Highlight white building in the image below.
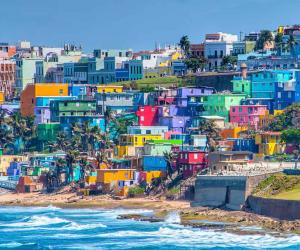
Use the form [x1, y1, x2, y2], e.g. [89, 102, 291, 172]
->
[204, 32, 238, 70]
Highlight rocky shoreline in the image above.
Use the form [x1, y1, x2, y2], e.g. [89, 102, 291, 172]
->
[117, 207, 300, 236]
[0, 192, 299, 235]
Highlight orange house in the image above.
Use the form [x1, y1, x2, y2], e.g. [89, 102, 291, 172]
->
[20, 83, 69, 117]
[0, 91, 4, 104]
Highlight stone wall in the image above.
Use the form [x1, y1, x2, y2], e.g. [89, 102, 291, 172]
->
[247, 196, 300, 220]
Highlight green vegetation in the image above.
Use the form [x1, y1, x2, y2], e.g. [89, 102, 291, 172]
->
[255, 30, 274, 51]
[117, 76, 197, 90]
[253, 173, 300, 200]
[266, 103, 300, 131]
[128, 186, 145, 197]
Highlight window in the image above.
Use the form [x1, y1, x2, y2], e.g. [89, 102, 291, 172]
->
[64, 102, 68, 107]
[59, 89, 63, 94]
[140, 116, 144, 121]
[185, 154, 188, 160]
[278, 92, 281, 98]
[194, 154, 198, 159]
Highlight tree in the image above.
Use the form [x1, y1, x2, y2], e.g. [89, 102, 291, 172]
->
[185, 57, 207, 73]
[274, 33, 284, 54]
[266, 103, 300, 131]
[66, 149, 80, 183]
[163, 151, 178, 179]
[286, 35, 298, 54]
[195, 120, 221, 152]
[221, 55, 237, 69]
[255, 30, 274, 51]
[179, 35, 190, 58]
[281, 128, 300, 168]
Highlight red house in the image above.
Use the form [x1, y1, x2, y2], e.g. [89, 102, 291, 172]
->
[136, 106, 158, 126]
[178, 151, 207, 178]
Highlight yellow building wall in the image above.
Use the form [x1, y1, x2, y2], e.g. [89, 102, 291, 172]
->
[35, 83, 68, 97]
[0, 91, 4, 104]
[97, 85, 123, 93]
[145, 171, 164, 183]
[0, 155, 27, 174]
[133, 135, 162, 146]
[97, 169, 135, 184]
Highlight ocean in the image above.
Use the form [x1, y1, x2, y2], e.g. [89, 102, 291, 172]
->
[0, 206, 300, 250]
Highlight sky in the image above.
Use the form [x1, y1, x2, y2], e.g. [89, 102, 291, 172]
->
[1, 0, 300, 53]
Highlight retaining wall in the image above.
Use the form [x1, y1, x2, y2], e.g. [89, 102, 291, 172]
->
[247, 195, 300, 220]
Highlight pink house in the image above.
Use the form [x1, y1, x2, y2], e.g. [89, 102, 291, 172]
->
[229, 105, 267, 129]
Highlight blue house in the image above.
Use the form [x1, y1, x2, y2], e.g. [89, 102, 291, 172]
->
[230, 138, 258, 153]
[143, 156, 167, 171]
[116, 60, 143, 82]
[88, 57, 116, 84]
[171, 60, 187, 76]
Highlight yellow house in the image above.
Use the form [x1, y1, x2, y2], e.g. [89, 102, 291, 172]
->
[97, 169, 135, 184]
[0, 91, 4, 104]
[258, 110, 284, 129]
[0, 155, 27, 175]
[255, 131, 284, 156]
[144, 171, 165, 183]
[119, 134, 162, 147]
[116, 145, 144, 158]
[97, 85, 123, 93]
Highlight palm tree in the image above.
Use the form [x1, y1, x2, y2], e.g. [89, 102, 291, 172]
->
[255, 30, 274, 51]
[96, 149, 110, 169]
[55, 158, 66, 186]
[179, 35, 190, 58]
[163, 151, 178, 179]
[195, 120, 221, 152]
[66, 149, 80, 183]
[286, 35, 298, 55]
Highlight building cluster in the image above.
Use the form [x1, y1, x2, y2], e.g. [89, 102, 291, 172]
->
[1, 24, 300, 195]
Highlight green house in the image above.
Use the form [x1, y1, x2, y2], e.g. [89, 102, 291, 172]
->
[203, 93, 246, 122]
[50, 100, 97, 122]
[232, 78, 251, 97]
[144, 140, 182, 156]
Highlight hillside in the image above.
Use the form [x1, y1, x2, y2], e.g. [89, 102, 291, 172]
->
[253, 173, 300, 200]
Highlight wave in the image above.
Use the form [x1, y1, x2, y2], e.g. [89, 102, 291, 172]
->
[63, 221, 107, 230]
[0, 242, 37, 248]
[164, 211, 181, 224]
[96, 226, 300, 248]
[6, 215, 69, 227]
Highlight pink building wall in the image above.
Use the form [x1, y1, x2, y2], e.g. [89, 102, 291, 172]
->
[229, 105, 267, 129]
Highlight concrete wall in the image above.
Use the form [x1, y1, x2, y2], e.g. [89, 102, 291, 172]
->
[247, 196, 300, 220]
[192, 176, 248, 210]
[192, 173, 277, 210]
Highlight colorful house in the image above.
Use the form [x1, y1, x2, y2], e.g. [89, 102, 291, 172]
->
[119, 134, 162, 147]
[229, 105, 268, 129]
[144, 140, 182, 156]
[203, 94, 246, 121]
[136, 106, 158, 126]
[232, 77, 251, 97]
[127, 126, 168, 136]
[20, 83, 69, 117]
[178, 151, 207, 178]
[50, 99, 97, 122]
[255, 131, 284, 156]
[0, 155, 27, 175]
[97, 85, 123, 93]
[143, 156, 167, 172]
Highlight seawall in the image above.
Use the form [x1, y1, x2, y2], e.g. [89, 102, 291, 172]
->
[247, 195, 300, 220]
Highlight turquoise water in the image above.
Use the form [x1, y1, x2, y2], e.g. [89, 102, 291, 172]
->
[0, 206, 300, 250]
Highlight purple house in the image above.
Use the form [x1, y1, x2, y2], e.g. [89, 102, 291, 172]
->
[158, 116, 191, 132]
[34, 107, 51, 124]
[157, 105, 187, 117]
[176, 87, 215, 107]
